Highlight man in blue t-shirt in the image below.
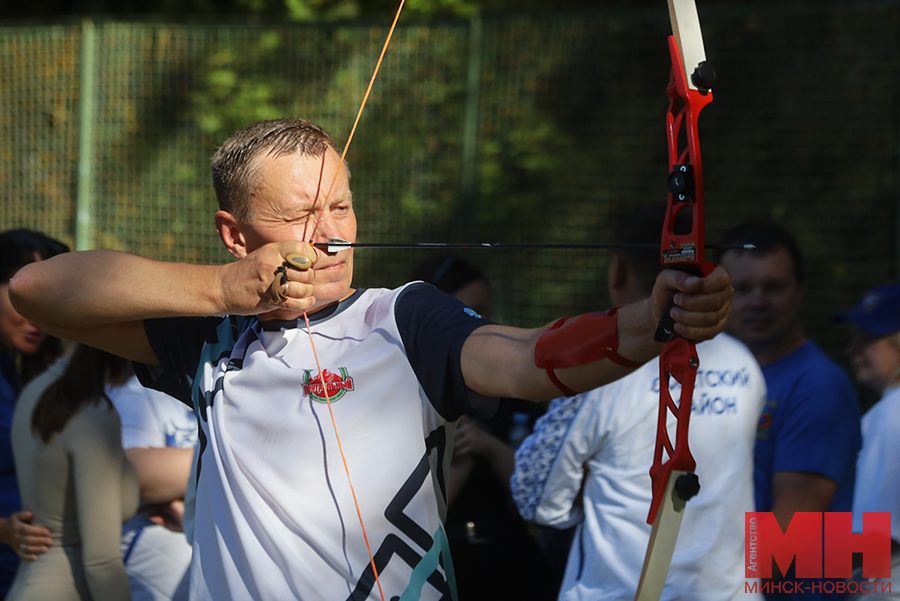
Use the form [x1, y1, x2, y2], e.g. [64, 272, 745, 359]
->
[718, 223, 861, 600]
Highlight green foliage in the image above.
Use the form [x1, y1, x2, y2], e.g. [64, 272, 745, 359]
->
[405, 0, 480, 17]
[284, 0, 362, 21]
[190, 43, 289, 139]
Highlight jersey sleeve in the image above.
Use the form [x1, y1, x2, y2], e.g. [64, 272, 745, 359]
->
[134, 315, 232, 407]
[395, 283, 495, 421]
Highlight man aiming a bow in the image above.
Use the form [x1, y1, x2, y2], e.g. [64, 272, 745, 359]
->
[9, 118, 733, 601]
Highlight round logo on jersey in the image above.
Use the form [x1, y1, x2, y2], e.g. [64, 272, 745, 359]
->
[302, 367, 355, 403]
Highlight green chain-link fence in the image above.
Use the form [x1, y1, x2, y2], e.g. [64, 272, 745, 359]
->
[1, 2, 899, 390]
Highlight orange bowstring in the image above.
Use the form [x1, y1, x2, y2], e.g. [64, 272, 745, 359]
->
[302, 312, 385, 601]
[300, 155, 385, 601]
[300, 3, 406, 600]
[308, 0, 406, 238]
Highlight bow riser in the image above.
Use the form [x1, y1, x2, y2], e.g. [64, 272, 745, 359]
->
[647, 337, 700, 522]
[661, 36, 714, 279]
[647, 35, 714, 527]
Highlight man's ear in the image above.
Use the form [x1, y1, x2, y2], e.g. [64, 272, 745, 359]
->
[215, 211, 249, 259]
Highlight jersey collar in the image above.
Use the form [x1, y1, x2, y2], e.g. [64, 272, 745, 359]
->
[258, 289, 367, 332]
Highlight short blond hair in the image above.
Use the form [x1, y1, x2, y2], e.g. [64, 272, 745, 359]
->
[211, 119, 341, 224]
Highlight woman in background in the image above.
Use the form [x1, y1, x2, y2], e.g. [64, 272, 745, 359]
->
[0, 229, 68, 596]
[7, 344, 139, 600]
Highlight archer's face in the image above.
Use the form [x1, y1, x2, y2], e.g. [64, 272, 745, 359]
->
[719, 248, 803, 353]
[240, 148, 356, 312]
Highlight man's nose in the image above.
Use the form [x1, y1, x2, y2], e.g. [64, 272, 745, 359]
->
[307, 211, 333, 240]
[742, 287, 765, 306]
[308, 212, 342, 247]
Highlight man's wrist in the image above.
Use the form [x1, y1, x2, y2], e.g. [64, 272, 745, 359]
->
[614, 300, 665, 365]
[208, 263, 235, 316]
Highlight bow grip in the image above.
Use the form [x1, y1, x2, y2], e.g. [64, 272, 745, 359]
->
[653, 264, 707, 343]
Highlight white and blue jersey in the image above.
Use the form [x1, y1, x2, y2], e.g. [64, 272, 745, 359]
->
[135, 284, 490, 601]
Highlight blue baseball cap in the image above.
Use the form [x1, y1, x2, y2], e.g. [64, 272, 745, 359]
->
[835, 284, 900, 337]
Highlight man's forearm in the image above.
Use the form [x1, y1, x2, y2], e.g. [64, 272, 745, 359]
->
[10, 250, 228, 364]
[10, 250, 225, 332]
[462, 301, 661, 402]
[126, 447, 194, 504]
[461, 267, 732, 402]
[11, 240, 321, 343]
[551, 300, 661, 394]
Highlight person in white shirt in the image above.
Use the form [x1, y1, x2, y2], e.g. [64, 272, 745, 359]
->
[107, 374, 198, 601]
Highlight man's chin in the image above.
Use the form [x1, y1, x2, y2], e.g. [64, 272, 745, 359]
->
[254, 284, 352, 322]
[311, 283, 354, 308]
[734, 320, 777, 340]
[736, 331, 786, 355]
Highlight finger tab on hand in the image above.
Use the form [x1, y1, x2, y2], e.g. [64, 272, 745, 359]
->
[285, 254, 311, 270]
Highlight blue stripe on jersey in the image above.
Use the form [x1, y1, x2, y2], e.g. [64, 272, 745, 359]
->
[191, 316, 254, 419]
[399, 526, 457, 601]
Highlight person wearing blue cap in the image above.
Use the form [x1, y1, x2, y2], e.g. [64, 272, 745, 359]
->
[838, 284, 900, 600]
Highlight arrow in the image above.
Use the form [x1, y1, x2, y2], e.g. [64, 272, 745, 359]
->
[312, 237, 752, 253]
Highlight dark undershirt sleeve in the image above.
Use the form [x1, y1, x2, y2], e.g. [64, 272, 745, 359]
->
[134, 315, 230, 407]
[395, 283, 497, 421]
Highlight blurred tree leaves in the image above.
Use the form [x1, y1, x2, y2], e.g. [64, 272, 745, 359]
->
[1, 2, 897, 373]
[1, 0, 844, 22]
[190, 35, 290, 138]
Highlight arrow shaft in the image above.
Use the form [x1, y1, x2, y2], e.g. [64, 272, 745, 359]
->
[314, 242, 752, 251]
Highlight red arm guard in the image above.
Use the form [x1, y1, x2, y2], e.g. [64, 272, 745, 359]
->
[534, 307, 644, 396]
